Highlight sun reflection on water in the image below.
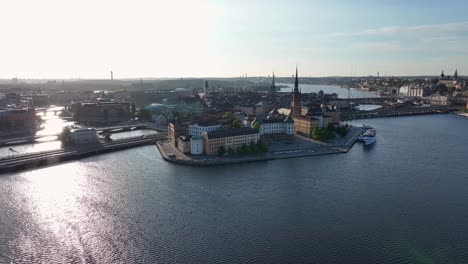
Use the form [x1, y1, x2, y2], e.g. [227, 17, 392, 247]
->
[23, 162, 88, 234]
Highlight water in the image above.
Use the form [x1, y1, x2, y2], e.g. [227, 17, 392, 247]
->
[0, 106, 157, 157]
[1, 114, 468, 263]
[279, 83, 378, 98]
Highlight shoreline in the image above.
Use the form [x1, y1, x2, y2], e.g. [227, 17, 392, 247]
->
[156, 127, 365, 166]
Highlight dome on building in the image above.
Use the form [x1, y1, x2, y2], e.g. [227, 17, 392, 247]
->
[153, 114, 168, 126]
[145, 103, 167, 113]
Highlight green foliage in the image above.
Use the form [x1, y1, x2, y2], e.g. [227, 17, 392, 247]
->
[232, 119, 240, 128]
[256, 140, 268, 152]
[217, 146, 226, 156]
[311, 127, 336, 141]
[252, 122, 260, 130]
[58, 126, 71, 145]
[223, 112, 235, 122]
[102, 132, 112, 142]
[227, 147, 235, 155]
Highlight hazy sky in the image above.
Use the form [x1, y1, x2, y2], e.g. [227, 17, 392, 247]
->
[1, 0, 467, 78]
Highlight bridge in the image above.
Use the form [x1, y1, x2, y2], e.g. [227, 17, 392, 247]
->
[0, 133, 168, 173]
[341, 106, 457, 120]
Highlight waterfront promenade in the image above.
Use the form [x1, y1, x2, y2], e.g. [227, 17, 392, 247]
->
[156, 127, 364, 166]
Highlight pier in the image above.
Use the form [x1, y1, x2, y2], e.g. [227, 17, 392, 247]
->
[0, 133, 168, 173]
[342, 106, 457, 120]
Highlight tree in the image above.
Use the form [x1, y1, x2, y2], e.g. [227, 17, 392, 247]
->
[217, 146, 226, 156]
[252, 122, 260, 130]
[256, 140, 268, 152]
[58, 126, 71, 145]
[223, 112, 235, 121]
[102, 132, 112, 142]
[227, 147, 235, 155]
[232, 119, 240, 128]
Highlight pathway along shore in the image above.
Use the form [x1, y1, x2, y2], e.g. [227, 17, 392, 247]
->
[156, 127, 365, 166]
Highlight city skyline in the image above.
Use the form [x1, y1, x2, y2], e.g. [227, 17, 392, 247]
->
[1, 0, 468, 79]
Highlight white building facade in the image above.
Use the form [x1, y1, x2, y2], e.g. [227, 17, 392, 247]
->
[69, 127, 98, 145]
[188, 122, 221, 136]
[251, 117, 294, 135]
[190, 135, 204, 155]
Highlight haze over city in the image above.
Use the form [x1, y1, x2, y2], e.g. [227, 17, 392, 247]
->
[1, 0, 467, 79]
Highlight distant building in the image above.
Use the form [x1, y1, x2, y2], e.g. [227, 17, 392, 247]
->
[0, 107, 37, 136]
[177, 136, 191, 153]
[188, 121, 221, 136]
[407, 86, 429, 97]
[270, 72, 276, 95]
[168, 123, 188, 146]
[71, 99, 131, 124]
[69, 126, 98, 145]
[190, 135, 204, 155]
[428, 94, 451, 105]
[251, 116, 294, 136]
[202, 127, 260, 155]
[290, 67, 302, 117]
[293, 116, 323, 137]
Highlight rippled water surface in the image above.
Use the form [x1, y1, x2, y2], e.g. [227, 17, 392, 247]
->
[1, 114, 468, 263]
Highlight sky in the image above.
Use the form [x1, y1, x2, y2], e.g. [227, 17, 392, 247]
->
[1, 0, 467, 79]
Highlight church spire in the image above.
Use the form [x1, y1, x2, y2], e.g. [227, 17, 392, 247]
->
[294, 66, 299, 93]
[454, 69, 458, 78]
[272, 72, 275, 87]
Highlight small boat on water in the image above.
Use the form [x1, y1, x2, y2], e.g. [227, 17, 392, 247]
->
[358, 126, 376, 145]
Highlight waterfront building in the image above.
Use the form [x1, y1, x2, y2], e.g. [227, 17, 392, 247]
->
[177, 136, 191, 154]
[310, 113, 332, 128]
[293, 116, 321, 137]
[407, 86, 429, 97]
[168, 123, 188, 146]
[188, 121, 221, 136]
[190, 135, 204, 155]
[251, 116, 294, 136]
[202, 127, 260, 155]
[428, 94, 452, 105]
[71, 99, 131, 124]
[290, 67, 302, 117]
[69, 126, 98, 145]
[0, 107, 37, 137]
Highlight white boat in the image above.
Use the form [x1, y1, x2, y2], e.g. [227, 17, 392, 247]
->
[358, 128, 376, 145]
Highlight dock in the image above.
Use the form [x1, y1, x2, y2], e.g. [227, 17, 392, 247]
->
[342, 105, 457, 120]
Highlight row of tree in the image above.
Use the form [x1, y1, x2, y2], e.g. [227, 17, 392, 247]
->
[218, 141, 268, 156]
[311, 124, 348, 141]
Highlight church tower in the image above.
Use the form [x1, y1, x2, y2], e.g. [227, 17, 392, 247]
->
[204, 80, 209, 94]
[454, 69, 459, 79]
[270, 72, 276, 94]
[291, 67, 302, 117]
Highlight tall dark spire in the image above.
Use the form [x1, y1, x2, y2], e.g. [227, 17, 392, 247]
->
[454, 69, 458, 78]
[272, 72, 275, 87]
[294, 66, 299, 93]
[270, 72, 276, 94]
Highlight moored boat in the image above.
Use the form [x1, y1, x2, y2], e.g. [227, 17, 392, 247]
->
[358, 128, 376, 145]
